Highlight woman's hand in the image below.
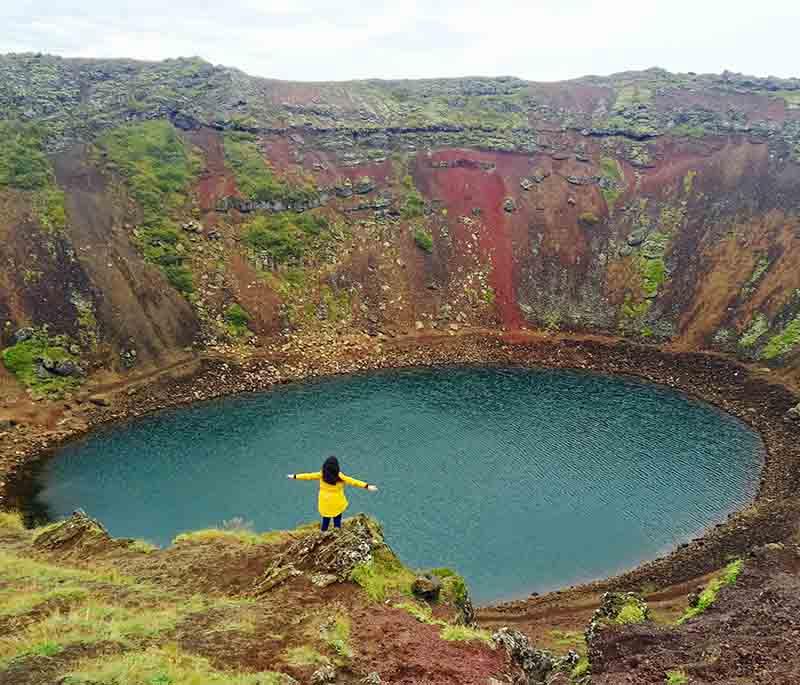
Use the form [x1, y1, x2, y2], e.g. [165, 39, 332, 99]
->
[287, 474, 294, 479]
[367, 484, 378, 492]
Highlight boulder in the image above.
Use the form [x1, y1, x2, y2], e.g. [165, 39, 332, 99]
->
[32, 510, 115, 555]
[784, 402, 800, 422]
[493, 628, 579, 684]
[503, 197, 516, 212]
[253, 514, 387, 595]
[520, 178, 533, 191]
[88, 394, 111, 407]
[412, 573, 442, 601]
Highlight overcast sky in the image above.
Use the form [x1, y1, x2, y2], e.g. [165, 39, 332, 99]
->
[3, 1, 799, 82]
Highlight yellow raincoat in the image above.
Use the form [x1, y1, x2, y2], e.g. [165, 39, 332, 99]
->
[293, 472, 369, 517]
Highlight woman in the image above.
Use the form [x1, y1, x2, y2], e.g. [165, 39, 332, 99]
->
[288, 456, 378, 531]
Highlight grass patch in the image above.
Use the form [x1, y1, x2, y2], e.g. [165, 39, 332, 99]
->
[679, 559, 743, 624]
[350, 547, 416, 602]
[33, 186, 67, 232]
[440, 624, 494, 646]
[396, 600, 493, 646]
[224, 132, 314, 204]
[762, 316, 800, 359]
[1, 330, 82, 398]
[173, 521, 317, 547]
[414, 227, 433, 253]
[666, 669, 689, 684]
[0, 587, 88, 616]
[572, 656, 590, 679]
[64, 644, 293, 685]
[0, 511, 25, 531]
[546, 629, 585, 653]
[578, 211, 600, 226]
[129, 539, 159, 554]
[0, 549, 134, 588]
[283, 645, 329, 667]
[0, 121, 52, 190]
[0, 601, 180, 668]
[400, 175, 426, 219]
[243, 212, 329, 266]
[321, 615, 352, 660]
[98, 120, 199, 227]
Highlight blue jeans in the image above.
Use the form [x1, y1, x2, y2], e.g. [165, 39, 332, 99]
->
[321, 514, 342, 531]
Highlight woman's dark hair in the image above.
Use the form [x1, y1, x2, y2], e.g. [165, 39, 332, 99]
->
[322, 456, 341, 485]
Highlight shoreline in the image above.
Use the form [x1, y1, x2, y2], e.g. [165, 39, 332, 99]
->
[2, 330, 800, 613]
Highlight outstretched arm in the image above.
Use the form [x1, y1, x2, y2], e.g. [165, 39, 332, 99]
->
[287, 472, 322, 481]
[341, 474, 379, 491]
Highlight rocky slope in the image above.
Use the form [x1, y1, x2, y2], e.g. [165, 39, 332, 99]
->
[1, 54, 800, 397]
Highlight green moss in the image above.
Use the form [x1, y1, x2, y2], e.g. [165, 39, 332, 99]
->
[666, 670, 689, 684]
[224, 132, 314, 203]
[135, 223, 194, 295]
[1, 331, 82, 398]
[98, 120, 198, 227]
[599, 157, 624, 212]
[621, 297, 651, 320]
[244, 212, 329, 265]
[224, 303, 252, 338]
[616, 603, 646, 625]
[578, 211, 600, 226]
[673, 123, 707, 138]
[679, 559, 743, 624]
[350, 547, 415, 602]
[429, 568, 468, 605]
[683, 170, 697, 194]
[738, 313, 769, 348]
[762, 316, 800, 359]
[639, 256, 667, 298]
[414, 227, 433, 253]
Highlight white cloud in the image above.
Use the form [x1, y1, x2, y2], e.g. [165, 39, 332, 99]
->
[1, 0, 798, 81]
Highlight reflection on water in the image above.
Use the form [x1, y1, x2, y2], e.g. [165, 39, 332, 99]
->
[37, 366, 763, 604]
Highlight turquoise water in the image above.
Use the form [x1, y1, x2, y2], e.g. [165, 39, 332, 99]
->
[36, 366, 763, 604]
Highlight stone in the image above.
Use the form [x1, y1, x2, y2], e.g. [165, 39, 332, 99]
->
[52, 360, 84, 377]
[361, 673, 382, 685]
[311, 665, 336, 684]
[415, 321, 424, 330]
[354, 176, 376, 194]
[503, 197, 516, 212]
[492, 628, 577, 684]
[627, 228, 648, 246]
[784, 402, 800, 422]
[567, 197, 576, 205]
[412, 574, 442, 601]
[88, 394, 111, 407]
[13, 328, 35, 343]
[520, 177, 533, 191]
[0, 418, 16, 431]
[310, 573, 339, 588]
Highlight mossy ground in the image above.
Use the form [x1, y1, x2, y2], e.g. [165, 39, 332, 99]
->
[1, 331, 82, 398]
[678, 559, 743, 624]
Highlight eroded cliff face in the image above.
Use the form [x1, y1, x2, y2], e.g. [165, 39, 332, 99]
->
[1, 53, 800, 390]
